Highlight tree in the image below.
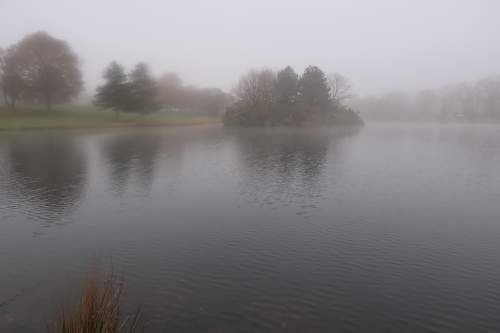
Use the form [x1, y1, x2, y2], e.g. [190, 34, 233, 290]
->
[158, 72, 185, 111]
[201, 88, 232, 115]
[0, 45, 25, 110]
[16, 31, 84, 110]
[93, 61, 129, 118]
[183, 85, 202, 112]
[326, 72, 354, 106]
[478, 75, 500, 116]
[298, 66, 330, 106]
[276, 66, 298, 104]
[19, 89, 40, 105]
[232, 67, 276, 107]
[224, 65, 363, 127]
[127, 62, 161, 119]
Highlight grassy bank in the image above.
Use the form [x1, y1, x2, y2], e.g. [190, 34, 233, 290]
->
[0, 105, 221, 131]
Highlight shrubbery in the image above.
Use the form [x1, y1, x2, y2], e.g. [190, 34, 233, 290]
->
[222, 102, 363, 127]
[223, 65, 364, 127]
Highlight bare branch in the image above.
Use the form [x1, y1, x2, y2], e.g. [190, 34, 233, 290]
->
[231, 67, 276, 108]
[326, 72, 354, 105]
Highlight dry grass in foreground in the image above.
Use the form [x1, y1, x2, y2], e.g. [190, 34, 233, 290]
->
[46, 260, 148, 333]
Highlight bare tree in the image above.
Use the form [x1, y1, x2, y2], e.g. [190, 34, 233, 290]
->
[326, 72, 354, 105]
[231, 67, 276, 107]
[478, 75, 500, 116]
[16, 31, 84, 110]
[0, 45, 25, 110]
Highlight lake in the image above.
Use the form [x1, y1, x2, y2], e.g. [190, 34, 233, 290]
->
[0, 123, 499, 333]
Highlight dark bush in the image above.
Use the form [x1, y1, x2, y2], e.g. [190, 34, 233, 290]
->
[222, 102, 363, 127]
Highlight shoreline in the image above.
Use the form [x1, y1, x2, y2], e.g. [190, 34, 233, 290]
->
[0, 119, 221, 132]
[0, 105, 222, 132]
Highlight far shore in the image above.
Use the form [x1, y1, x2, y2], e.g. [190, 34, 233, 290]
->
[0, 105, 221, 131]
[361, 117, 500, 124]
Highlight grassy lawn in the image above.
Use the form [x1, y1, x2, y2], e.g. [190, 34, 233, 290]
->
[0, 104, 221, 131]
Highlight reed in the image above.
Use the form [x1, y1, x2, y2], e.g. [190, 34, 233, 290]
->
[46, 260, 148, 333]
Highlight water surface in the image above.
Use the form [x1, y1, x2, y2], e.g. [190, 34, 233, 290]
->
[0, 123, 499, 332]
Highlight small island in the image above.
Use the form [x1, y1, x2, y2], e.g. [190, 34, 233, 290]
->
[222, 65, 364, 127]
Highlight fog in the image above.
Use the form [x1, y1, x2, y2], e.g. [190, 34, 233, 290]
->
[2, 3, 500, 331]
[1, 0, 499, 101]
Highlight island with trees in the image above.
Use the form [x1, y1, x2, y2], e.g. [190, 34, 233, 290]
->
[223, 65, 364, 127]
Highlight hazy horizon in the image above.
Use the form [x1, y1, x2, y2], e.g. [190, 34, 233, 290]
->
[1, 0, 499, 100]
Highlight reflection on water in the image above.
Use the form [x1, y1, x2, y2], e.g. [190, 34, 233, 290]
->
[101, 131, 163, 196]
[234, 128, 359, 214]
[2, 134, 87, 223]
[1, 124, 500, 333]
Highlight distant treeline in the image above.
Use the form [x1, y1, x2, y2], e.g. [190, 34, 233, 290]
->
[0, 31, 233, 117]
[93, 63, 234, 118]
[2, 31, 363, 125]
[351, 75, 500, 122]
[222, 66, 363, 127]
[157, 72, 233, 115]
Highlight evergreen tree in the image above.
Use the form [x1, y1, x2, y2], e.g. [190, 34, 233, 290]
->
[93, 61, 129, 118]
[298, 65, 330, 106]
[127, 62, 161, 119]
[276, 66, 298, 104]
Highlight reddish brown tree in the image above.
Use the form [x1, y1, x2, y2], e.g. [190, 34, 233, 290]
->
[0, 45, 25, 110]
[17, 31, 84, 110]
[158, 72, 185, 111]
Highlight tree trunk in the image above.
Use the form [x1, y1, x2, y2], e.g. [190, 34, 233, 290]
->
[45, 92, 52, 111]
[3, 90, 13, 111]
[11, 96, 15, 110]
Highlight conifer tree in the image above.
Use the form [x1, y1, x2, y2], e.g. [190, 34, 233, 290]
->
[127, 62, 161, 119]
[93, 61, 129, 118]
[298, 65, 330, 106]
[276, 66, 298, 104]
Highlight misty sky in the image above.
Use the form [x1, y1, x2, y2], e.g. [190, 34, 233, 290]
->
[1, 0, 499, 99]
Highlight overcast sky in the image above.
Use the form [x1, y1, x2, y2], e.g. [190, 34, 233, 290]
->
[1, 0, 499, 99]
